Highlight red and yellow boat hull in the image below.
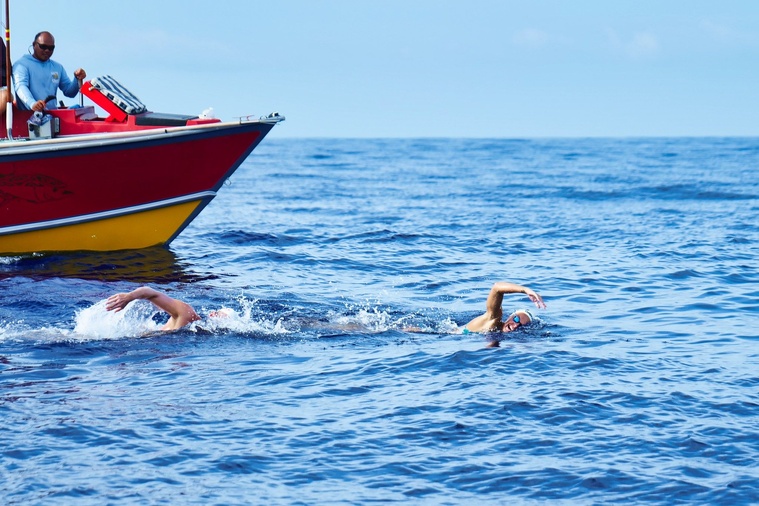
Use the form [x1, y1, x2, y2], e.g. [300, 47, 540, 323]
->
[0, 118, 278, 254]
[0, 196, 208, 253]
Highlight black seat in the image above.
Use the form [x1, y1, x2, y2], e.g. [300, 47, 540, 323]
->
[134, 112, 198, 126]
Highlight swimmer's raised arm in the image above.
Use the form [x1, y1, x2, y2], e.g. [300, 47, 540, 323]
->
[106, 286, 164, 313]
[106, 286, 200, 330]
[462, 281, 546, 334]
[485, 282, 546, 316]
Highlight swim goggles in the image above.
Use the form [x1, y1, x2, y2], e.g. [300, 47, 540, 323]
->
[509, 315, 523, 330]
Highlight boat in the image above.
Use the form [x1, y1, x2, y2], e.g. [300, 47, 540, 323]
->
[0, 12, 283, 255]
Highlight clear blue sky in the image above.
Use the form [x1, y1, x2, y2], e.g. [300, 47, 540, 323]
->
[8, 1, 759, 137]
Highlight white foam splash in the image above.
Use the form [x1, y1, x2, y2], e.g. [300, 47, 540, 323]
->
[324, 303, 458, 334]
[192, 293, 292, 335]
[0, 255, 22, 265]
[0, 293, 459, 344]
[73, 299, 161, 340]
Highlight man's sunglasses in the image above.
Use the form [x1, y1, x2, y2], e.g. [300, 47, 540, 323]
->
[36, 43, 55, 51]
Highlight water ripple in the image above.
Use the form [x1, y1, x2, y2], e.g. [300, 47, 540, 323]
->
[2, 138, 759, 504]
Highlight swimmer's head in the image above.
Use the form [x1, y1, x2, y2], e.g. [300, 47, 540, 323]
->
[208, 308, 234, 319]
[502, 309, 534, 332]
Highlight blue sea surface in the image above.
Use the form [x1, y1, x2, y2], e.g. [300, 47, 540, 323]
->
[1, 137, 758, 505]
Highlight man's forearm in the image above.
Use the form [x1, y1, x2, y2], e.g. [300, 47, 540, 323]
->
[15, 84, 36, 110]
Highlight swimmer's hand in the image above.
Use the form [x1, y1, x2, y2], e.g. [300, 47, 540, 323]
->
[105, 292, 134, 312]
[524, 287, 547, 309]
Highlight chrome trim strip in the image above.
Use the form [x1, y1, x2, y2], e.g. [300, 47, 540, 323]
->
[0, 191, 217, 235]
[0, 119, 270, 156]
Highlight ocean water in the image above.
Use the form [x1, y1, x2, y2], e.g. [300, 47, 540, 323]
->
[1, 137, 757, 505]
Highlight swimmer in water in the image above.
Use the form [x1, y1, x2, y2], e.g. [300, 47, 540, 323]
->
[105, 286, 201, 330]
[461, 281, 546, 335]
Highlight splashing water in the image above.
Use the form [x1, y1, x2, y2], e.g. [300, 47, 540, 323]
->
[73, 299, 161, 340]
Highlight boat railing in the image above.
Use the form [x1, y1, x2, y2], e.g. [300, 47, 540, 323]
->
[243, 112, 285, 125]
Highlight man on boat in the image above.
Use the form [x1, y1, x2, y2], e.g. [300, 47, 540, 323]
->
[13, 31, 86, 111]
[461, 281, 546, 334]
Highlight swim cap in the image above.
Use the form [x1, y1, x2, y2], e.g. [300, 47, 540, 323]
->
[209, 308, 233, 318]
[517, 308, 535, 324]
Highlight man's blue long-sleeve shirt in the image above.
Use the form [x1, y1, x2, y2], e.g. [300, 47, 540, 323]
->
[13, 54, 79, 110]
